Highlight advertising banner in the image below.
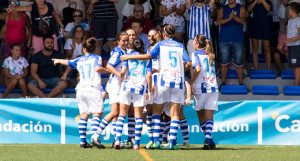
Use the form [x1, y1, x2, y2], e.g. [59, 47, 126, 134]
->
[0, 99, 299, 145]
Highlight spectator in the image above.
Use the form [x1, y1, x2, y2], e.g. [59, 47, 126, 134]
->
[0, 0, 32, 58]
[161, 0, 186, 41]
[64, 9, 90, 40]
[27, 36, 68, 98]
[286, 2, 300, 86]
[186, 0, 217, 79]
[6, 0, 65, 54]
[153, 0, 163, 26]
[52, 0, 85, 20]
[217, 0, 247, 86]
[87, 0, 119, 55]
[123, 4, 154, 34]
[247, 0, 272, 70]
[64, 25, 85, 59]
[274, 22, 288, 72]
[122, 0, 152, 20]
[131, 19, 150, 50]
[2, 44, 29, 98]
[125, 28, 137, 53]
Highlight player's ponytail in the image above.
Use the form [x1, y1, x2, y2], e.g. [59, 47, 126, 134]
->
[132, 38, 145, 54]
[83, 37, 96, 54]
[195, 34, 215, 67]
[205, 40, 215, 67]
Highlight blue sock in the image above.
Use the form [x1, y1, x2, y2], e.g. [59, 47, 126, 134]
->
[180, 119, 189, 144]
[115, 116, 125, 142]
[96, 119, 108, 136]
[91, 116, 101, 134]
[127, 115, 135, 142]
[169, 120, 179, 145]
[134, 118, 143, 146]
[163, 120, 170, 142]
[200, 122, 206, 137]
[159, 120, 166, 144]
[152, 115, 161, 143]
[205, 120, 214, 144]
[146, 113, 153, 142]
[78, 118, 87, 144]
[112, 121, 116, 138]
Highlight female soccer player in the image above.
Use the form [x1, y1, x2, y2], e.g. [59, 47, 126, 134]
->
[114, 38, 152, 150]
[91, 31, 129, 149]
[121, 24, 191, 150]
[191, 34, 218, 150]
[52, 37, 109, 148]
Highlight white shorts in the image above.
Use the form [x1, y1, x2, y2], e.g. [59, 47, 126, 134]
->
[76, 88, 104, 114]
[120, 91, 145, 107]
[187, 39, 195, 59]
[154, 86, 185, 104]
[194, 92, 219, 111]
[162, 102, 170, 117]
[107, 82, 121, 104]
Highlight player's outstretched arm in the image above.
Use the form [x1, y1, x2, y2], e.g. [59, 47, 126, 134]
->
[95, 66, 111, 74]
[120, 53, 152, 61]
[52, 59, 69, 66]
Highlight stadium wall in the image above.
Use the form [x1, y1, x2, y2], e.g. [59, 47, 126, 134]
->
[0, 99, 299, 145]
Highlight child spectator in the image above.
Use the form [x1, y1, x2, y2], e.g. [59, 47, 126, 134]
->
[274, 21, 288, 72]
[2, 44, 29, 98]
[286, 2, 300, 86]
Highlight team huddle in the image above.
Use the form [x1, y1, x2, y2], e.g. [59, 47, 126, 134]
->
[53, 24, 219, 150]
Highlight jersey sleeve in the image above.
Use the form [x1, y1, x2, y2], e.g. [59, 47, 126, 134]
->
[192, 53, 201, 69]
[94, 55, 102, 67]
[68, 57, 80, 69]
[2, 58, 9, 68]
[149, 42, 160, 58]
[107, 51, 121, 67]
[122, 60, 129, 68]
[147, 59, 152, 73]
[182, 46, 191, 63]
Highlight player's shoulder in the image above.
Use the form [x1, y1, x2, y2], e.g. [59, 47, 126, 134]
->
[111, 46, 125, 55]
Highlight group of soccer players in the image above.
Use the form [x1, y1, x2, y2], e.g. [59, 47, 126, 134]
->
[53, 24, 219, 150]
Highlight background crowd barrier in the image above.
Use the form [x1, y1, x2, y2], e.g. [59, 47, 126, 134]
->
[0, 99, 299, 145]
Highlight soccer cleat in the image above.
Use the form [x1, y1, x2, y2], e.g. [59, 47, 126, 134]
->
[159, 143, 169, 150]
[91, 135, 106, 149]
[112, 140, 115, 148]
[134, 145, 140, 150]
[80, 142, 92, 148]
[114, 140, 121, 149]
[169, 143, 179, 150]
[123, 141, 134, 149]
[203, 140, 211, 150]
[210, 141, 216, 150]
[151, 141, 161, 149]
[180, 142, 190, 150]
[145, 141, 154, 149]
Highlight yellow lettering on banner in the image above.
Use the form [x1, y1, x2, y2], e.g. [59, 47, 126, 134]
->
[139, 148, 153, 161]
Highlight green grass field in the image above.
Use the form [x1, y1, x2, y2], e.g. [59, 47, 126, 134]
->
[0, 144, 299, 161]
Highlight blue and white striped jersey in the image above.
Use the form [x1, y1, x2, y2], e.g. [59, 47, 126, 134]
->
[122, 51, 152, 95]
[68, 53, 102, 91]
[107, 46, 127, 84]
[188, 4, 211, 40]
[192, 49, 218, 94]
[150, 39, 190, 89]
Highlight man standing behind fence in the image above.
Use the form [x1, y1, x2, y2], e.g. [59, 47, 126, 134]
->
[216, 0, 247, 86]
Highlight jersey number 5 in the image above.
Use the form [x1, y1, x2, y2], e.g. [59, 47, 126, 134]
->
[169, 51, 177, 67]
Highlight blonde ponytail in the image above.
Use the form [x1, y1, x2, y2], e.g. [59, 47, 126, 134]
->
[205, 40, 215, 67]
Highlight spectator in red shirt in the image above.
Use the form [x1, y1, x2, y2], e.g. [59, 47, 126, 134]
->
[122, 4, 154, 34]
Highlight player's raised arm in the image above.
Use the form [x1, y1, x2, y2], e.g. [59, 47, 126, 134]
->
[120, 53, 152, 61]
[52, 59, 69, 66]
[95, 66, 110, 74]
